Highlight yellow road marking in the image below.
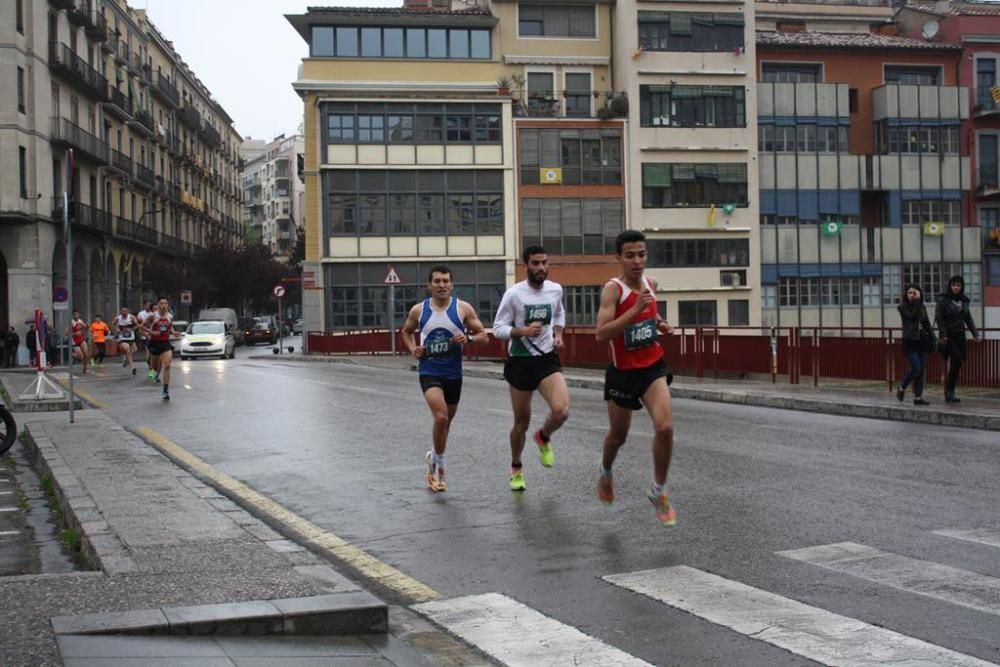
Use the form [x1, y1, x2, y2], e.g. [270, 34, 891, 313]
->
[56, 379, 109, 409]
[134, 425, 440, 603]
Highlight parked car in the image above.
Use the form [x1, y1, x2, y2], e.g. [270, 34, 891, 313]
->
[198, 308, 242, 345]
[179, 321, 235, 360]
[244, 316, 277, 346]
[170, 320, 189, 354]
[291, 318, 304, 335]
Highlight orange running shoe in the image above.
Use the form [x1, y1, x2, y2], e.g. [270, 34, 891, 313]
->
[597, 467, 614, 505]
[647, 487, 677, 526]
[424, 451, 446, 492]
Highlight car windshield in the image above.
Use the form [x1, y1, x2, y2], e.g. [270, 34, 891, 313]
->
[190, 322, 224, 335]
[173, 322, 188, 333]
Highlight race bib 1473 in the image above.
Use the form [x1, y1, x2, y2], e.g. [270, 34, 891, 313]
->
[426, 338, 454, 358]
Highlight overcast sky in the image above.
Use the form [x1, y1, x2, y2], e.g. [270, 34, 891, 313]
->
[138, 0, 396, 143]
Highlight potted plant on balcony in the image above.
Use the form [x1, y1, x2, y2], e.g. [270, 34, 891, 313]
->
[496, 76, 512, 96]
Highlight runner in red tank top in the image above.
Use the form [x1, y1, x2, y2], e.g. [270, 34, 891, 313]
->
[69, 309, 90, 375]
[139, 297, 177, 401]
[594, 230, 678, 526]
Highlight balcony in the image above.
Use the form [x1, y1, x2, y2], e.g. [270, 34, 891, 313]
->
[131, 109, 155, 137]
[48, 42, 107, 101]
[109, 147, 133, 177]
[512, 90, 627, 119]
[165, 130, 180, 156]
[114, 217, 158, 246]
[50, 117, 110, 165]
[133, 54, 149, 81]
[105, 85, 133, 119]
[161, 233, 190, 257]
[102, 28, 117, 54]
[199, 122, 222, 149]
[153, 73, 180, 108]
[873, 84, 969, 122]
[85, 9, 107, 41]
[116, 41, 129, 65]
[977, 163, 1000, 199]
[180, 191, 205, 213]
[126, 51, 142, 77]
[756, 0, 893, 4]
[974, 88, 1000, 118]
[66, 0, 90, 26]
[178, 104, 202, 132]
[134, 163, 155, 190]
[52, 199, 112, 235]
[49, 0, 73, 9]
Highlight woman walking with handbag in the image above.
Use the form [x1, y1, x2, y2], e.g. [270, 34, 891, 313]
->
[897, 284, 934, 405]
[935, 275, 981, 403]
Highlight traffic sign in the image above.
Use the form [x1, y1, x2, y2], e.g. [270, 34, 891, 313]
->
[273, 285, 286, 298]
[53, 286, 68, 303]
[383, 266, 402, 285]
[180, 290, 192, 305]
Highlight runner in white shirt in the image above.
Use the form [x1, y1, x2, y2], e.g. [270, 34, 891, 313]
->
[113, 306, 139, 374]
[492, 245, 570, 491]
[136, 301, 155, 379]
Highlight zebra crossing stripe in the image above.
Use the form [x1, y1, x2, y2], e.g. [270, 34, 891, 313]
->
[934, 528, 1000, 550]
[604, 566, 995, 667]
[414, 592, 652, 667]
[778, 542, 1000, 617]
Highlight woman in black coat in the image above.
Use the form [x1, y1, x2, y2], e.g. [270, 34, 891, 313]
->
[935, 275, 981, 403]
[896, 284, 934, 405]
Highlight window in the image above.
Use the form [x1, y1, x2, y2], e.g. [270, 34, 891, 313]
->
[325, 170, 502, 237]
[678, 300, 718, 326]
[527, 72, 555, 115]
[641, 163, 748, 208]
[18, 146, 27, 198]
[796, 125, 816, 152]
[565, 73, 592, 118]
[757, 125, 798, 153]
[638, 12, 744, 52]
[640, 85, 746, 128]
[564, 286, 602, 325]
[336, 27, 358, 56]
[816, 126, 848, 153]
[980, 134, 998, 188]
[897, 262, 981, 303]
[901, 200, 960, 226]
[312, 25, 490, 60]
[721, 269, 747, 286]
[519, 128, 622, 185]
[521, 199, 623, 255]
[519, 5, 596, 38]
[17, 67, 26, 113]
[646, 239, 750, 268]
[988, 255, 1000, 287]
[728, 300, 749, 326]
[848, 88, 859, 113]
[406, 28, 426, 58]
[977, 58, 997, 108]
[762, 285, 777, 309]
[16, 0, 23, 33]
[312, 27, 334, 56]
[880, 124, 960, 155]
[760, 63, 821, 83]
[884, 65, 940, 86]
[384, 28, 404, 57]
[361, 28, 382, 57]
[325, 103, 501, 145]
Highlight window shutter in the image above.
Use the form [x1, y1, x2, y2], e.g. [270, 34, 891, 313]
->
[643, 163, 671, 187]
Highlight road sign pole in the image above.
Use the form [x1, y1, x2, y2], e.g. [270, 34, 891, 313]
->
[388, 285, 396, 355]
[64, 156, 75, 424]
[278, 297, 283, 354]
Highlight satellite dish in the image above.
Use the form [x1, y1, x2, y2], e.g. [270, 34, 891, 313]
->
[922, 20, 940, 39]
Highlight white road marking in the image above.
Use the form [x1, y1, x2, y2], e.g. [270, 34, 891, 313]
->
[414, 592, 652, 667]
[604, 565, 995, 667]
[0, 530, 19, 536]
[778, 542, 1000, 617]
[0, 508, 19, 513]
[934, 527, 1000, 550]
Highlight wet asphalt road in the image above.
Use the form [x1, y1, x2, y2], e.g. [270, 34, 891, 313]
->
[68, 343, 1000, 665]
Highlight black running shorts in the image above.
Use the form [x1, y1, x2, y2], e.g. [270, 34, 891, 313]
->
[604, 359, 668, 411]
[147, 340, 173, 357]
[503, 351, 563, 392]
[419, 374, 463, 405]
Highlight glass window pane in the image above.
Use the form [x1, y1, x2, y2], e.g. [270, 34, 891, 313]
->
[336, 27, 358, 57]
[471, 30, 490, 59]
[312, 27, 334, 56]
[428, 29, 447, 58]
[450, 29, 469, 58]
[361, 28, 381, 57]
[384, 28, 404, 57]
[406, 28, 426, 58]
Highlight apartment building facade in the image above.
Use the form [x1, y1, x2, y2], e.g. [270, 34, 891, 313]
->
[897, 0, 1000, 328]
[754, 0, 982, 331]
[241, 134, 305, 259]
[0, 0, 242, 336]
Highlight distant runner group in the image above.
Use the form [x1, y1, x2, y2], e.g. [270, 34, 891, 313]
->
[402, 230, 678, 526]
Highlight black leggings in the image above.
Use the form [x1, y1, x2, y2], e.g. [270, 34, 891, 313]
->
[95, 342, 106, 363]
[945, 357, 964, 396]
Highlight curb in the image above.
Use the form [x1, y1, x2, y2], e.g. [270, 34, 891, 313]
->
[0, 374, 83, 412]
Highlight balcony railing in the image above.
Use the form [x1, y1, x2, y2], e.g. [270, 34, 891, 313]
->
[50, 0, 73, 10]
[134, 163, 155, 189]
[199, 122, 222, 148]
[66, 0, 90, 26]
[50, 117, 110, 165]
[105, 85, 133, 118]
[85, 8, 107, 41]
[756, 0, 894, 5]
[116, 41, 129, 65]
[52, 198, 112, 235]
[102, 30, 117, 54]
[178, 104, 202, 131]
[161, 233, 189, 257]
[114, 217, 158, 246]
[512, 90, 628, 119]
[153, 72, 180, 108]
[48, 42, 107, 100]
[974, 87, 1000, 117]
[109, 147, 132, 177]
[132, 109, 155, 136]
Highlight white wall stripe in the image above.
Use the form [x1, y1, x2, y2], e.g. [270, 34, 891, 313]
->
[414, 592, 653, 667]
[934, 528, 1000, 550]
[604, 566, 995, 667]
[778, 542, 1000, 617]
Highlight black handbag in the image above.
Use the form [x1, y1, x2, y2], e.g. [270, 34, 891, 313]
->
[919, 326, 936, 353]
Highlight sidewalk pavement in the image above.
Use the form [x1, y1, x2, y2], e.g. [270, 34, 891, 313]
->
[257, 353, 1000, 432]
[0, 372, 486, 667]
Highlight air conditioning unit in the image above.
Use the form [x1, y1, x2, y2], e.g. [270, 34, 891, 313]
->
[721, 271, 742, 287]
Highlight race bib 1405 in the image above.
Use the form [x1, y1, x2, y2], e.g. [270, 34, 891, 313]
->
[624, 319, 657, 350]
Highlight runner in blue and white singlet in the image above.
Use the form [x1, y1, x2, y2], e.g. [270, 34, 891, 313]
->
[114, 307, 139, 374]
[402, 265, 489, 493]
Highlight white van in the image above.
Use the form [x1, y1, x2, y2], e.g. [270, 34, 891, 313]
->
[197, 308, 242, 345]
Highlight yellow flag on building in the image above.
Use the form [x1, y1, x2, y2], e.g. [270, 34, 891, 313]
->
[708, 204, 717, 227]
[923, 222, 945, 237]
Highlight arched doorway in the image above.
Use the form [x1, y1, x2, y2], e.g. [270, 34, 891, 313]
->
[119, 254, 131, 309]
[105, 252, 117, 315]
[89, 248, 104, 318]
[71, 244, 88, 317]
[52, 243, 68, 363]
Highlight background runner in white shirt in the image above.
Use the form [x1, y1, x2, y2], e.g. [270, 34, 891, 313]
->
[493, 245, 570, 491]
